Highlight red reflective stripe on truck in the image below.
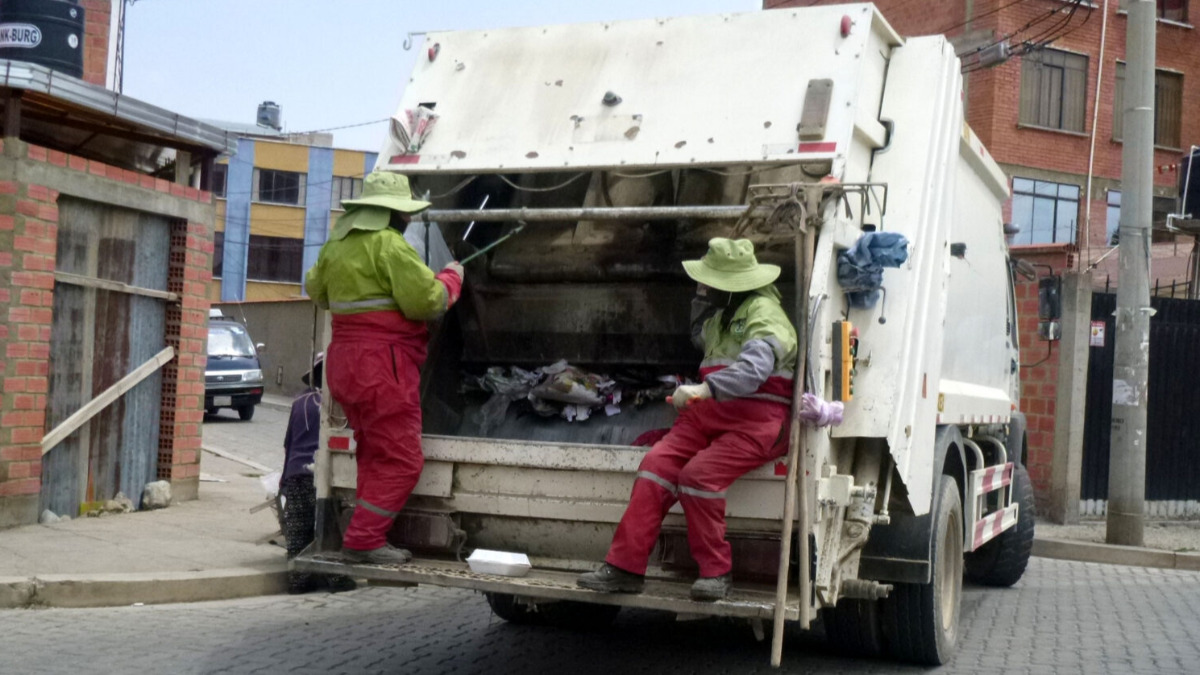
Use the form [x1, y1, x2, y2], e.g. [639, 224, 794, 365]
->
[796, 142, 837, 153]
[389, 154, 421, 164]
[328, 436, 352, 451]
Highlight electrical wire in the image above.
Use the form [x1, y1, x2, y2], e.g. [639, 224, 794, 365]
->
[937, 0, 1037, 36]
[495, 172, 590, 192]
[287, 118, 390, 135]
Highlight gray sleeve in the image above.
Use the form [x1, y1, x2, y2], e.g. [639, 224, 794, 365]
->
[690, 298, 719, 352]
[704, 338, 776, 401]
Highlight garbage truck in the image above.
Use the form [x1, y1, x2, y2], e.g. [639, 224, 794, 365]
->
[294, 3, 1034, 666]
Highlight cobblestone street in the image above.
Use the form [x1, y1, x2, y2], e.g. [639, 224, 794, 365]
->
[3, 557, 1197, 675]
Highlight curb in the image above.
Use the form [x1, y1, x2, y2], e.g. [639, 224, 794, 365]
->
[0, 565, 289, 609]
[258, 399, 292, 413]
[1033, 537, 1200, 571]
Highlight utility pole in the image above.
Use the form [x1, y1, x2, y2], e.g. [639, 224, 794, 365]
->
[1107, 0, 1155, 546]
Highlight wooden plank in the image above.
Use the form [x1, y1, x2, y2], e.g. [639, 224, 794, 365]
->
[53, 271, 179, 302]
[41, 346, 175, 456]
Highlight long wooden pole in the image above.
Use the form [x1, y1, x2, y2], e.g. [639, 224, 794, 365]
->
[770, 220, 815, 666]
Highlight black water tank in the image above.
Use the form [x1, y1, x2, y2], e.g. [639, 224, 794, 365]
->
[0, 0, 85, 78]
[1180, 148, 1200, 218]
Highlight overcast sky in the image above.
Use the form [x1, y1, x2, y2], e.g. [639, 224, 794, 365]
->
[122, 0, 760, 152]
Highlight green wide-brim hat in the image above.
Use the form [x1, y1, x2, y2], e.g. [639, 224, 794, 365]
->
[683, 237, 781, 293]
[341, 170, 431, 213]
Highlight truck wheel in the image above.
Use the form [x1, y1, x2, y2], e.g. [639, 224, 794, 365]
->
[237, 405, 256, 421]
[880, 474, 962, 665]
[485, 594, 621, 629]
[821, 598, 884, 657]
[538, 600, 621, 629]
[965, 464, 1035, 587]
[485, 593, 539, 625]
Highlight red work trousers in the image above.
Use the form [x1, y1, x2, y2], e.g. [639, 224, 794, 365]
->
[606, 397, 789, 578]
[327, 311, 429, 551]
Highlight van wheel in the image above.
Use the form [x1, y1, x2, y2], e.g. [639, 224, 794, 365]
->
[821, 598, 884, 657]
[237, 405, 256, 421]
[880, 474, 962, 665]
[965, 464, 1035, 587]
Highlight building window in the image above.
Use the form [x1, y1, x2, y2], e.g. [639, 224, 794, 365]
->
[1104, 191, 1179, 245]
[1158, 0, 1187, 22]
[1113, 63, 1183, 149]
[1106, 190, 1121, 245]
[212, 164, 228, 198]
[213, 231, 224, 278]
[1010, 177, 1080, 246]
[1019, 48, 1088, 133]
[253, 168, 306, 205]
[331, 176, 363, 209]
[247, 235, 304, 283]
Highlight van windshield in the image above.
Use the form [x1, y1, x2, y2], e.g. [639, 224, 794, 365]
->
[208, 323, 256, 358]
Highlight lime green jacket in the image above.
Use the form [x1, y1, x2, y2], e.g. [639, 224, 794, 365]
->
[305, 228, 449, 321]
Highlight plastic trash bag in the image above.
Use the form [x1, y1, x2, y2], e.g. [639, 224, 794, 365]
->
[836, 231, 909, 308]
[405, 220, 456, 271]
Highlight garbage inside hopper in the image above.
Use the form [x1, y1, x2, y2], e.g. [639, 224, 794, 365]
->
[465, 360, 693, 435]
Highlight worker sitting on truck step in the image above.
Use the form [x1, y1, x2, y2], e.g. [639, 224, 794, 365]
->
[578, 238, 797, 601]
[305, 171, 464, 565]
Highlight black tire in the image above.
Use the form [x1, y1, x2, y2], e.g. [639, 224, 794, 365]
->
[237, 405, 256, 421]
[821, 598, 884, 657]
[485, 593, 620, 629]
[880, 474, 963, 665]
[965, 464, 1035, 587]
[485, 593, 539, 625]
[539, 600, 621, 630]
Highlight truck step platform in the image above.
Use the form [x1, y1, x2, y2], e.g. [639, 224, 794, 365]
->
[293, 554, 799, 621]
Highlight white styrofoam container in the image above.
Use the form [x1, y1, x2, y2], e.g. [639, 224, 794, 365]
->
[466, 549, 532, 577]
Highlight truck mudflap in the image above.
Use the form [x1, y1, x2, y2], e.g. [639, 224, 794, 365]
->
[291, 554, 800, 621]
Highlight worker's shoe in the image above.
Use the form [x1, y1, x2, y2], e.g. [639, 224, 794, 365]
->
[690, 573, 732, 601]
[342, 544, 412, 565]
[577, 563, 645, 593]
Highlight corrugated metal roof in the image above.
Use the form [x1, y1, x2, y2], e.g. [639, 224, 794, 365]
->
[0, 59, 237, 155]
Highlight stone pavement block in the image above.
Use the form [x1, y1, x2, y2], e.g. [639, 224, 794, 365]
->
[0, 577, 35, 607]
[1034, 537, 1177, 569]
[32, 567, 289, 608]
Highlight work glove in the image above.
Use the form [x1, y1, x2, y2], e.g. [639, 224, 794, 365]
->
[670, 382, 711, 411]
[443, 261, 464, 280]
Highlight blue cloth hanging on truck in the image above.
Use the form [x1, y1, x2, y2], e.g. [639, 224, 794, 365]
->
[836, 232, 909, 308]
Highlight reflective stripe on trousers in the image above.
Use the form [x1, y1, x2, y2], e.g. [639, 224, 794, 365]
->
[605, 397, 789, 577]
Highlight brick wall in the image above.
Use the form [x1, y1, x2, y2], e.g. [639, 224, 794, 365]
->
[81, 0, 112, 87]
[0, 145, 55, 517]
[0, 140, 213, 526]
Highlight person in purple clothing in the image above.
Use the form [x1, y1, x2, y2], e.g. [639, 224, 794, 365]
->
[281, 353, 354, 593]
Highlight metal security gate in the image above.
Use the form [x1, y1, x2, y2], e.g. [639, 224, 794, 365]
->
[1081, 292, 1200, 516]
[41, 198, 171, 517]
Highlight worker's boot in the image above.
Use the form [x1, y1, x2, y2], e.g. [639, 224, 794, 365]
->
[577, 563, 645, 593]
[342, 544, 413, 565]
[690, 573, 732, 601]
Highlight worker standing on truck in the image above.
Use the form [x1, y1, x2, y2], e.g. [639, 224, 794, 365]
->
[578, 238, 797, 601]
[305, 171, 464, 565]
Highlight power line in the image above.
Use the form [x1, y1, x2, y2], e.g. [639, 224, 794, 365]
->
[288, 118, 390, 135]
[938, 0, 1037, 37]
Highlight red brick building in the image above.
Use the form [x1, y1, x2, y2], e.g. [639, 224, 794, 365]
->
[767, 0, 1199, 507]
[0, 1, 234, 526]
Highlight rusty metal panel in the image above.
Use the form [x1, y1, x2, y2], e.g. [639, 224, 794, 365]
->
[43, 198, 168, 516]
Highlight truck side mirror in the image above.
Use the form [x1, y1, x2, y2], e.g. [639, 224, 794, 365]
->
[1037, 275, 1062, 341]
[256, 342, 267, 352]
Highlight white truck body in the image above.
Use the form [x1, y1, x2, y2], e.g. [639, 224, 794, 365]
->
[299, 4, 1030, 666]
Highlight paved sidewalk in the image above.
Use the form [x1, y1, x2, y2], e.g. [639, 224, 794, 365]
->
[0, 453, 288, 608]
